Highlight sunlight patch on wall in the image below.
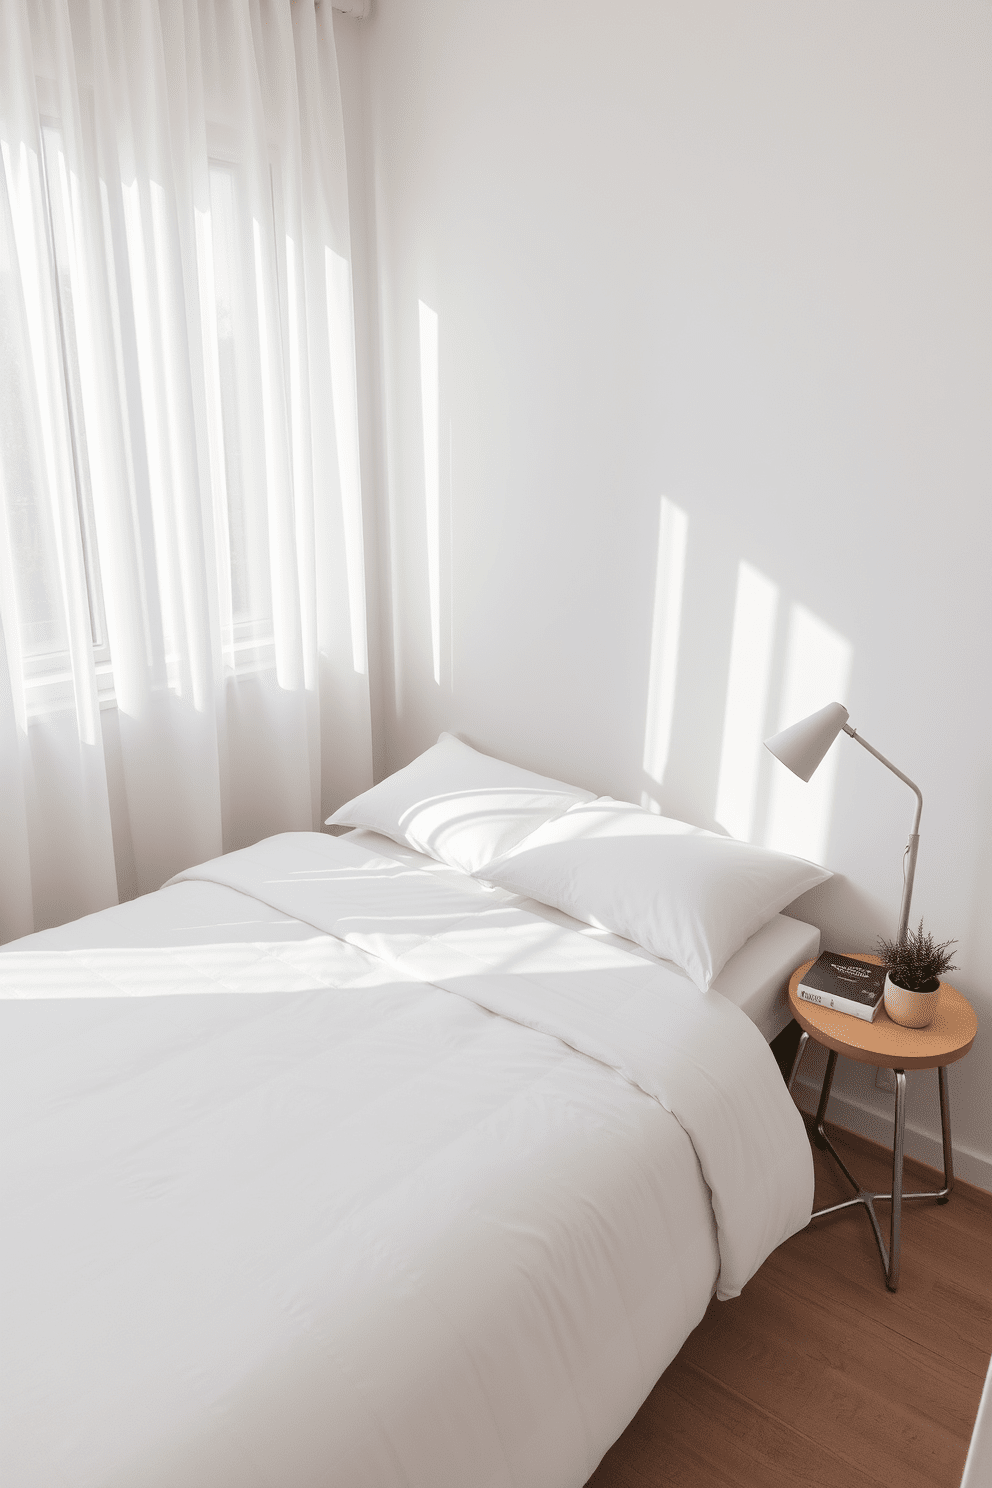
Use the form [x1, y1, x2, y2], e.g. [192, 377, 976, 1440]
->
[642, 496, 688, 793]
[765, 604, 852, 864]
[714, 561, 779, 841]
[418, 300, 440, 686]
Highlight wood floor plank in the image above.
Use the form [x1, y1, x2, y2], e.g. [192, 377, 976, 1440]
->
[587, 1360, 893, 1488]
[684, 1272, 979, 1477]
[586, 1122, 992, 1488]
[787, 1125, 992, 1371]
[770, 1231, 992, 1379]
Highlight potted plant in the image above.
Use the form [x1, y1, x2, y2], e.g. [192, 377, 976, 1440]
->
[876, 921, 958, 1029]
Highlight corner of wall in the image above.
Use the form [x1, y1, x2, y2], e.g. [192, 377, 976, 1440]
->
[333, 4, 391, 785]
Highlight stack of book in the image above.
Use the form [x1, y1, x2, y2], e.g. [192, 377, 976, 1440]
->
[797, 952, 886, 1022]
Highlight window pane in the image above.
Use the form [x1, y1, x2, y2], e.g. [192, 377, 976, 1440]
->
[208, 162, 272, 638]
[0, 140, 69, 660]
[40, 122, 105, 651]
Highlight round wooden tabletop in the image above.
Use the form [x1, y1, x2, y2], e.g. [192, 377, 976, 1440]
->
[788, 954, 977, 1070]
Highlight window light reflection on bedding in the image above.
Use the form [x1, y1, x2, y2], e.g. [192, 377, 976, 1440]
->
[641, 496, 688, 806]
[714, 561, 779, 842]
[764, 604, 852, 864]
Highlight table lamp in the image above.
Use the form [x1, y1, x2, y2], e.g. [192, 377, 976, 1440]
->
[764, 702, 922, 946]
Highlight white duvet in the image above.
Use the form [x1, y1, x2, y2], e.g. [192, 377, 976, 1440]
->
[1, 832, 813, 1488]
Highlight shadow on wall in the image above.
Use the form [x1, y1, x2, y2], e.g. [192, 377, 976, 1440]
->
[640, 495, 852, 871]
[396, 301, 896, 960]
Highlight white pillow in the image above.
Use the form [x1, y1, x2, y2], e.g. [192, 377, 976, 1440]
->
[478, 797, 831, 991]
[325, 733, 594, 875]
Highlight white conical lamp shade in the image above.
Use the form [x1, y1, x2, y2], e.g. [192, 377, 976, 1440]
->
[764, 702, 850, 783]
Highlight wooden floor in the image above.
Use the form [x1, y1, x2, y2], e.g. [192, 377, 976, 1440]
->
[587, 1124, 992, 1488]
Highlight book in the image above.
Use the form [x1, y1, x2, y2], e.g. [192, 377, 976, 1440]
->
[797, 952, 886, 1022]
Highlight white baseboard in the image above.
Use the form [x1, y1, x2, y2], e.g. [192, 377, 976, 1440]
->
[794, 1073, 992, 1195]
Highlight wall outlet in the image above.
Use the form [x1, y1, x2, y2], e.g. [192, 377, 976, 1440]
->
[875, 1068, 897, 1095]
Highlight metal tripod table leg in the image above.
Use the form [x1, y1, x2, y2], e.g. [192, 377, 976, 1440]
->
[788, 1037, 955, 1292]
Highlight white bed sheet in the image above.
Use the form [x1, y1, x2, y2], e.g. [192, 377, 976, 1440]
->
[8, 827, 818, 1041]
[343, 828, 820, 1041]
[1, 831, 814, 1488]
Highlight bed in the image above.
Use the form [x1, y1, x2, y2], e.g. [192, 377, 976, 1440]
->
[2, 757, 822, 1488]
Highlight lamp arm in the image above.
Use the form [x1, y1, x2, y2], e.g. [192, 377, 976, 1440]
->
[842, 723, 922, 945]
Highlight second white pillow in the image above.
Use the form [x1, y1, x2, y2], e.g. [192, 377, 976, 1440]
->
[478, 797, 831, 991]
[325, 733, 594, 875]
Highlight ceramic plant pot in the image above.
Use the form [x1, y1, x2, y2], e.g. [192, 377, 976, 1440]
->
[883, 972, 941, 1029]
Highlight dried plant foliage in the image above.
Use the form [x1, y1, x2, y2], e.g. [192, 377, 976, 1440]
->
[876, 921, 958, 991]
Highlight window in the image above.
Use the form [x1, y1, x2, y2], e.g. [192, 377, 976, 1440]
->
[205, 158, 276, 666]
[0, 120, 112, 714]
[0, 108, 294, 709]
[39, 122, 107, 656]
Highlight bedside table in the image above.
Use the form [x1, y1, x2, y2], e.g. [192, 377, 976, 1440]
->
[787, 954, 977, 1292]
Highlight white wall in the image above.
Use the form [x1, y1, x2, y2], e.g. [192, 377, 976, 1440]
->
[339, 1, 992, 1187]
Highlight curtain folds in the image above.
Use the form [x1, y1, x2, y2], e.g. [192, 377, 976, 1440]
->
[0, 0, 373, 941]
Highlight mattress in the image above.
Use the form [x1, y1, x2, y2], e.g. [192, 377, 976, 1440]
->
[1, 830, 815, 1488]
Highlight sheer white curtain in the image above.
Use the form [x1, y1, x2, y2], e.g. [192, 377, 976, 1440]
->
[0, 0, 372, 941]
